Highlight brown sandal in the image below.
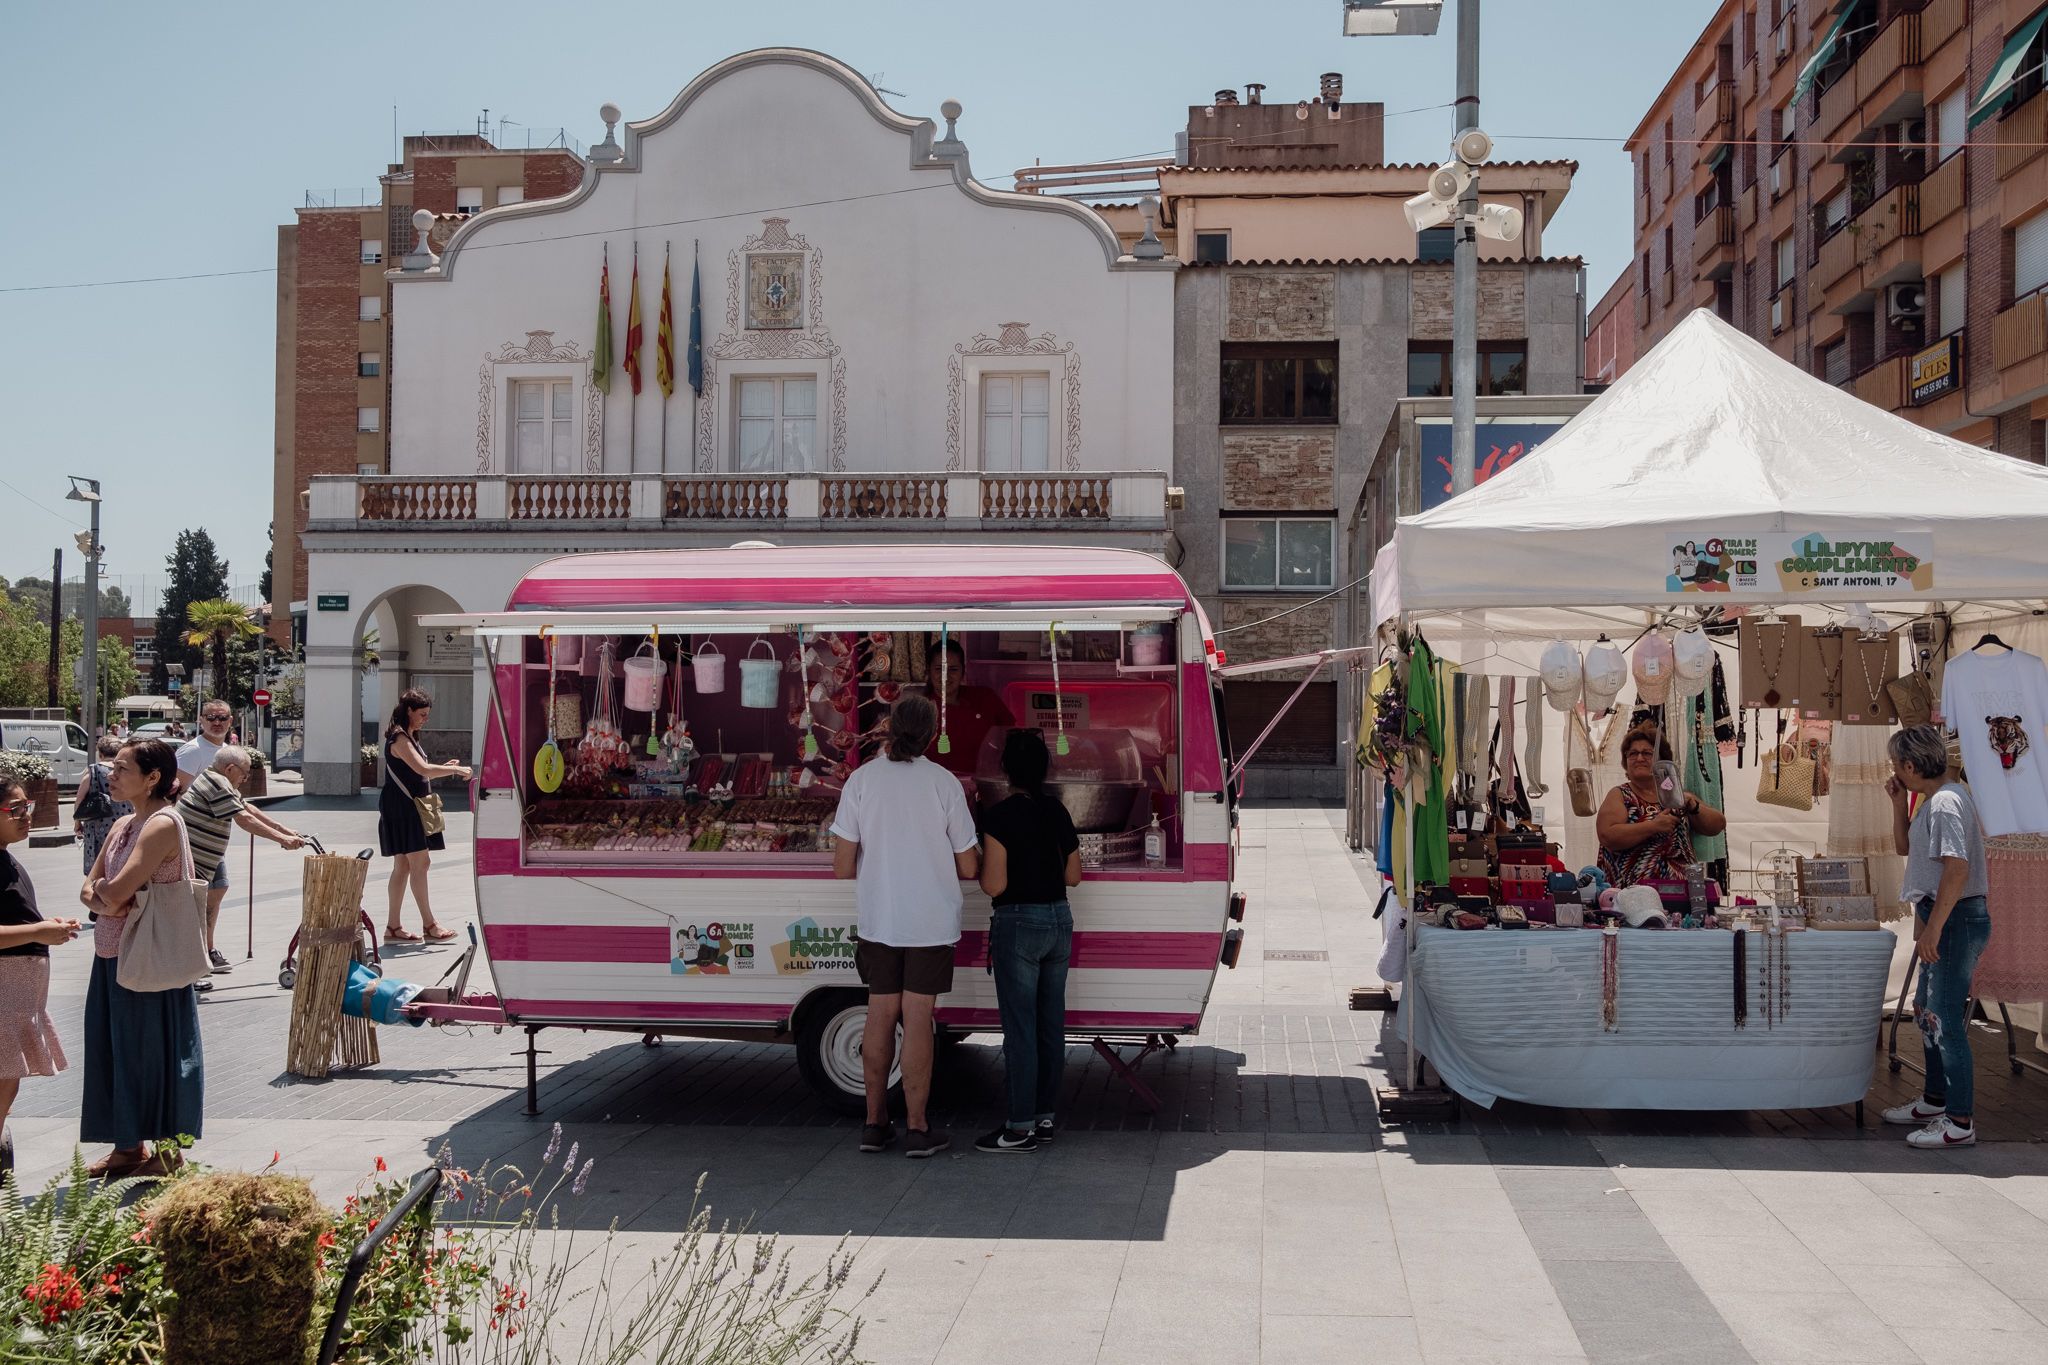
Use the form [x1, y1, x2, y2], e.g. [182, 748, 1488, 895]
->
[384, 926, 423, 942]
[423, 925, 459, 943]
[86, 1149, 150, 1180]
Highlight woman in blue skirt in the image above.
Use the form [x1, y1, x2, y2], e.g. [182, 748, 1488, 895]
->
[78, 738, 203, 1179]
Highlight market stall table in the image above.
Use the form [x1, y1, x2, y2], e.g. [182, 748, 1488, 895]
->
[1399, 926, 1894, 1111]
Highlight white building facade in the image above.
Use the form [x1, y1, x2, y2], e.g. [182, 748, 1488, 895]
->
[299, 49, 1176, 795]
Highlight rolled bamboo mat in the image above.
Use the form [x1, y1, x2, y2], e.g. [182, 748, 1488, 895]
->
[286, 854, 380, 1078]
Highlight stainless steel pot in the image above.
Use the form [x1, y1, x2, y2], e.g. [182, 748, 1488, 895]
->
[974, 777, 1142, 833]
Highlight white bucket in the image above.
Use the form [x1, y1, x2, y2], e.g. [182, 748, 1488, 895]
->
[623, 643, 667, 712]
[739, 639, 781, 709]
[1129, 625, 1166, 666]
[692, 641, 727, 693]
[552, 634, 584, 667]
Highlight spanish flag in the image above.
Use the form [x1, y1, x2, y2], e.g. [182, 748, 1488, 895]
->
[623, 245, 644, 396]
[591, 245, 613, 395]
[656, 243, 676, 399]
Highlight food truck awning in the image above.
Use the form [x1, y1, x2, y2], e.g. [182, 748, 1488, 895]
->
[420, 605, 1182, 638]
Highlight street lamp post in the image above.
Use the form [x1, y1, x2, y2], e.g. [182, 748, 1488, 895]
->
[66, 477, 102, 738]
[1450, 0, 1481, 498]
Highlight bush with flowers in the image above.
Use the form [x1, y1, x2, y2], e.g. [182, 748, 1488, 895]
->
[3, 1131, 876, 1364]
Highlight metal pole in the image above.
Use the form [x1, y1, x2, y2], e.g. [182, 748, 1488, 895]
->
[46, 549, 61, 708]
[1450, 0, 1481, 496]
[81, 492, 100, 738]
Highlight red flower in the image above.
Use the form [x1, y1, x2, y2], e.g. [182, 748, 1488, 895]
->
[24, 1264, 87, 1326]
[374, 1155, 388, 1173]
[318, 1230, 337, 1249]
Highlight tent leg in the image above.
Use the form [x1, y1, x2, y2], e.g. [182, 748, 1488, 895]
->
[1998, 1002, 2048, 1079]
[520, 1025, 548, 1117]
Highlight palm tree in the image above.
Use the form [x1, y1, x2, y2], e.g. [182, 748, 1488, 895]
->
[184, 599, 260, 702]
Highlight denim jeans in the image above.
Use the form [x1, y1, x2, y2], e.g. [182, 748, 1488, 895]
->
[1915, 895, 1992, 1118]
[989, 901, 1073, 1128]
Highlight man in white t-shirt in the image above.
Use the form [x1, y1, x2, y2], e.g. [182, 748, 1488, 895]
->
[830, 694, 979, 1159]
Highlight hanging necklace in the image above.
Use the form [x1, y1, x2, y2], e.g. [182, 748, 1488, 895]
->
[1852, 633, 1887, 720]
[1757, 622, 1790, 707]
[1814, 629, 1845, 713]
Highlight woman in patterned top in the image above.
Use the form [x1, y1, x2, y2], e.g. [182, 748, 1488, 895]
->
[1597, 724, 1727, 889]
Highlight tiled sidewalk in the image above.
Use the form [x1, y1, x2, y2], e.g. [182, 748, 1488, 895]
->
[9, 803, 2048, 1363]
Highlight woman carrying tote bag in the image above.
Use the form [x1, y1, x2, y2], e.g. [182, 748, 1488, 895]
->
[76, 739, 206, 1179]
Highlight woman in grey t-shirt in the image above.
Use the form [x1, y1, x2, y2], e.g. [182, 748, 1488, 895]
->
[1883, 725, 1991, 1149]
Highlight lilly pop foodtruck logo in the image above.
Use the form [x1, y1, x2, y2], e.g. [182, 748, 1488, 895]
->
[1773, 533, 1934, 593]
[769, 917, 859, 973]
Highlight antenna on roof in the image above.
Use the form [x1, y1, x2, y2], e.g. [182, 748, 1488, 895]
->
[867, 71, 907, 98]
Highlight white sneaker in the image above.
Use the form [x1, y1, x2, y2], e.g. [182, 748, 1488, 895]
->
[1881, 1099, 1945, 1126]
[1905, 1115, 1977, 1149]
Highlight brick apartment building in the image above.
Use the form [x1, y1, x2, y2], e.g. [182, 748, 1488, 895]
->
[271, 135, 582, 647]
[1604, 0, 2048, 462]
[1069, 80, 1586, 796]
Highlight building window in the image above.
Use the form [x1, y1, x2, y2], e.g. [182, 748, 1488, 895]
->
[1934, 85, 1966, 164]
[1417, 227, 1455, 262]
[1222, 518, 1335, 591]
[358, 294, 382, 322]
[2016, 213, 2048, 301]
[1937, 261, 1965, 338]
[360, 239, 383, 265]
[497, 186, 525, 206]
[1406, 342, 1528, 398]
[1774, 234, 1796, 291]
[356, 406, 381, 433]
[512, 379, 576, 473]
[1662, 117, 1674, 181]
[1820, 340, 1849, 386]
[1219, 343, 1338, 424]
[1194, 232, 1230, 264]
[455, 187, 484, 216]
[735, 376, 817, 472]
[357, 462, 380, 477]
[979, 373, 1051, 472]
[358, 352, 381, 378]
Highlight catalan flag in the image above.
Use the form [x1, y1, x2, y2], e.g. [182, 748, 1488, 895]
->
[623, 245, 644, 396]
[656, 243, 676, 399]
[591, 245, 613, 395]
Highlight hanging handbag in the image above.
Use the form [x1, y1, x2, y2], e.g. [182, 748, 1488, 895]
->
[1487, 721, 1533, 827]
[1566, 709, 1597, 818]
[1885, 672, 1934, 730]
[414, 791, 447, 837]
[551, 693, 585, 742]
[76, 764, 114, 822]
[1756, 741, 1817, 812]
[115, 812, 212, 992]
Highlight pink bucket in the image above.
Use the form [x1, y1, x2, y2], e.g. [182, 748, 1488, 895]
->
[692, 641, 727, 693]
[623, 643, 667, 712]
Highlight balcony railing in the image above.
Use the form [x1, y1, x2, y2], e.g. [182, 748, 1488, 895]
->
[1817, 180, 1923, 297]
[1922, 0, 1967, 57]
[1995, 292, 2048, 372]
[1737, 183, 1758, 232]
[1816, 12, 1922, 142]
[1693, 204, 1736, 269]
[313, 471, 1170, 530]
[1659, 269, 1675, 305]
[1695, 80, 1736, 150]
[1997, 95, 2048, 180]
[1919, 151, 1965, 232]
[1851, 354, 1904, 410]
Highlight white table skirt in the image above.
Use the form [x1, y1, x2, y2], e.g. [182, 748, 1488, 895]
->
[1398, 926, 1895, 1111]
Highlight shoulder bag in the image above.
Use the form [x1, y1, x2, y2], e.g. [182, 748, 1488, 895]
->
[116, 811, 213, 992]
[389, 739, 448, 836]
[1566, 709, 1598, 818]
[76, 764, 114, 822]
[1756, 741, 1817, 813]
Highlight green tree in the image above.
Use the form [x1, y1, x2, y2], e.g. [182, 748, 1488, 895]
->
[184, 599, 259, 703]
[3, 576, 54, 623]
[154, 530, 230, 691]
[0, 597, 140, 713]
[98, 582, 132, 619]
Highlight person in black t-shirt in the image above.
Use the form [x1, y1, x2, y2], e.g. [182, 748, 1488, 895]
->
[974, 728, 1081, 1154]
[0, 773, 81, 1175]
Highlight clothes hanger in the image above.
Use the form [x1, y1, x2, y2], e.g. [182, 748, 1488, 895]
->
[1973, 632, 2012, 652]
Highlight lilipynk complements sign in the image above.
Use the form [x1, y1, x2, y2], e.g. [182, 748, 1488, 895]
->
[1666, 533, 1933, 594]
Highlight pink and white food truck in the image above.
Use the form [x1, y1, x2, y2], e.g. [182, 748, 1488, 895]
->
[412, 543, 1285, 1114]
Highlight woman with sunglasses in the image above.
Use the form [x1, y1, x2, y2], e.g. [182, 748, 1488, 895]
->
[0, 775, 81, 1177]
[1596, 724, 1727, 889]
[78, 738, 205, 1179]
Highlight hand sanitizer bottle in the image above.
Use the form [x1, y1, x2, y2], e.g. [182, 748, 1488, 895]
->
[1143, 815, 1166, 868]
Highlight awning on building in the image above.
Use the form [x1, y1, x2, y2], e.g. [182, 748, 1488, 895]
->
[1705, 144, 1731, 171]
[1792, 2, 1870, 104]
[1969, 7, 2048, 129]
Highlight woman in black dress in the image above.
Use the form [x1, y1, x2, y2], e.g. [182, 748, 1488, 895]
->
[974, 728, 1081, 1154]
[379, 688, 471, 943]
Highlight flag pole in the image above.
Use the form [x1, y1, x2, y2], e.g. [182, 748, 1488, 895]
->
[629, 242, 639, 473]
[690, 238, 702, 472]
[660, 240, 670, 472]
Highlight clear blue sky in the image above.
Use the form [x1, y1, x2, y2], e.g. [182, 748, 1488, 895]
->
[0, 0, 1716, 599]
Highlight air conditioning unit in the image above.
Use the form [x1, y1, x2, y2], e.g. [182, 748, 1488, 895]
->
[1903, 119, 1927, 146]
[1887, 281, 1927, 321]
[1771, 295, 1786, 333]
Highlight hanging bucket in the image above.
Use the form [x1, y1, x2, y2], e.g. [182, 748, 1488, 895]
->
[623, 642, 667, 712]
[1129, 624, 1166, 666]
[740, 639, 780, 709]
[553, 635, 584, 667]
[341, 959, 424, 1027]
[692, 640, 727, 693]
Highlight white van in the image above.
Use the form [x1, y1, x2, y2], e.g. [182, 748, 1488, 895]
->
[2, 720, 93, 788]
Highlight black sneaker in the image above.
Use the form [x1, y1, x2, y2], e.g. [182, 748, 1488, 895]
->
[904, 1129, 951, 1159]
[209, 949, 232, 974]
[858, 1122, 896, 1153]
[1034, 1119, 1056, 1145]
[194, 980, 214, 994]
[975, 1127, 1039, 1154]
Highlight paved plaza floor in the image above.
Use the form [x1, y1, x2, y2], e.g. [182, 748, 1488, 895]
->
[10, 801, 2048, 1363]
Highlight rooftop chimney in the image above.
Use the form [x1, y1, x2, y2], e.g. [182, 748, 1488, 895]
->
[1214, 88, 1239, 106]
[1320, 72, 1343, 104]
[1245, 82, 1265, 105]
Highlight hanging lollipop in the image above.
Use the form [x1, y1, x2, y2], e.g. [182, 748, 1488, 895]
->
[1049, 621, 1070, 756]
[533, 627, 565, 793]
[935, 623, 952, 756]
[797, 627, 821, 760]
[661, 643, 695, 765]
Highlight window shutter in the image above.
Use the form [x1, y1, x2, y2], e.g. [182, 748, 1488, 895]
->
[1936, 86, 1966, 164]
[2017, 214, 2048, 299]
[1938, 262, 1966, 338]
[1223, 681, 1336, 766]
[1823, 343, 1849, 386]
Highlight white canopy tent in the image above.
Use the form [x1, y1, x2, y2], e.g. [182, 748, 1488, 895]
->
[1372, 309, 2048, 650]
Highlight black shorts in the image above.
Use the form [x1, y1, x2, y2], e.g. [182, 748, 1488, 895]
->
[855, 939, 956, 997]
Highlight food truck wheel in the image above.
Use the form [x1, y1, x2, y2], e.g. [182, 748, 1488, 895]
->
[796, 990, 903, 1116]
